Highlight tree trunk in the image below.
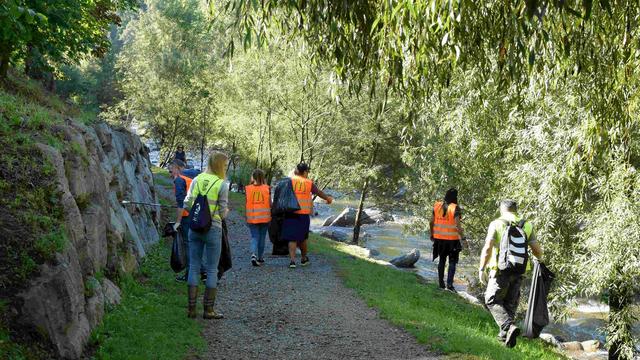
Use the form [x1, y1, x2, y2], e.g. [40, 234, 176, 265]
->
[352, 142, 379, 244]
[608, 272, 633, 360]
[0, 56, 8, 80]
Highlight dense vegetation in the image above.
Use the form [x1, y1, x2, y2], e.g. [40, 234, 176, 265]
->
[2, 0, 639, 358]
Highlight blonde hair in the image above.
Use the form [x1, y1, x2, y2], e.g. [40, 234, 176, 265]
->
[206, 151, 228, 179]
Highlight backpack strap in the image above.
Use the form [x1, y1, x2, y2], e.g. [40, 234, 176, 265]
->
[517, 218, 526, 229]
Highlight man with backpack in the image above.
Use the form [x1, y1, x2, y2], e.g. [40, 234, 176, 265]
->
[478, 199, 544, 348]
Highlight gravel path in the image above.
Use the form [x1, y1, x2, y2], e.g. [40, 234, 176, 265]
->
[201, 210, 439, 360]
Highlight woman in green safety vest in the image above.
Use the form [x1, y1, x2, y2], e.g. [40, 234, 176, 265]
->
[184, 151, 229, 319]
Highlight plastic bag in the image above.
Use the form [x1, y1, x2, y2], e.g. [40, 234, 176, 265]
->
[217, 219, 232, 280]
[272, 178, 301, 214]
[170, 229, 187, 273]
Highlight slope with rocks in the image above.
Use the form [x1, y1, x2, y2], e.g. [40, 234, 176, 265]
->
[0, 75, 159, 359]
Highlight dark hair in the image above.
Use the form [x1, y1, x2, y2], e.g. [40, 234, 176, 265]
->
[441, 188, 458, 217]
[500, 199, 518, 212]
[251, 169, 266, 185]
[171, 159, 186, 168]
[177, 145, 184, 150]
[295, 163, 310, 175]
[444, 188, 458, 204]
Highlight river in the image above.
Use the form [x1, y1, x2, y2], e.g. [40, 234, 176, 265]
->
[310, 197, 640, 358]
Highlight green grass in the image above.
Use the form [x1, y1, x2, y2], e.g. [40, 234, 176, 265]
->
[310, 235, 564, 360]
[91, 241, 206, 360]
[228, 192, 245, 216]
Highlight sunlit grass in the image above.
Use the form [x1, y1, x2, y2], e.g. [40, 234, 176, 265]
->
[310, 235, 565, 360]
[91, 241, 206, 360]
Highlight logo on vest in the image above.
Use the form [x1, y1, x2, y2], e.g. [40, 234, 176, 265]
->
[294, 181, 307, 193]
[252, 190, 264, 203]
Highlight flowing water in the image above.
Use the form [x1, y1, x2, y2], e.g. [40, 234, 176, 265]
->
[310, 197, 639, 358]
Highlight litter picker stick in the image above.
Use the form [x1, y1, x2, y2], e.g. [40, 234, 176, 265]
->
[121, 200, 178, 208]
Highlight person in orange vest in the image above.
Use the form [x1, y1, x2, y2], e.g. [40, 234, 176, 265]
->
[170, 159, 193, 282]
[284, 163, 333, 268]
[245, 169, 271, 266]
[430, 188, 467, 291]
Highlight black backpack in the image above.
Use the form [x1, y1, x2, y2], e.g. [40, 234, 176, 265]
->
[189, 178, 221, 233]
[497, 219, 529, 274]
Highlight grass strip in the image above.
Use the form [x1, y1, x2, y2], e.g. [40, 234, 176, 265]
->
[91, 241, 205, 360]
[310, 235, 564, 360]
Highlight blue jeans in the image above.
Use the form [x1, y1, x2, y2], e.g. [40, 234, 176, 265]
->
[248, 223, 269, 259]
[181, 217, 205, 277]
[188, 226, 221, 288]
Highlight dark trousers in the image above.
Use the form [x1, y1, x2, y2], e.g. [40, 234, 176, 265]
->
[180, 217, 191, 276]
[438, 253, 457, 287]
[484, 271, 523, 332]
[435, 240, 460, 287]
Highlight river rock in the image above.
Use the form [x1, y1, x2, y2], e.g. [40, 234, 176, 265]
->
[561, 341, 584, 351]
[369, 248, 381, 257]
[539, 333, 561, 348]
[322, 215, 336, 226]
[319, 228, 351, 243]
[390, 249, 421, 268]
[581, 340, 601, 353]
[328, 207, 393, 227]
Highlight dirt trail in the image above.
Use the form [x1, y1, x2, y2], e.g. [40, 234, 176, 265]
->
[201, 210, 439, 360]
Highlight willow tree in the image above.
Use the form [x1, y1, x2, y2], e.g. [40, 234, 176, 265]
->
[219, 1, 640, 357]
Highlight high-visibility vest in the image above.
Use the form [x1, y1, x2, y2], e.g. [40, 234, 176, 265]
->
[175, 174, 192, 217]
[432, 201, 460, 240]
[245, 184, 271, 224]
[488, 213, 534, 270]
[291, 176, 313, 215]
[192, 173, 223, 222]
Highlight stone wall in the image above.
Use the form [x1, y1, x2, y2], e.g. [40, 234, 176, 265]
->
[15, 120, 159, 359]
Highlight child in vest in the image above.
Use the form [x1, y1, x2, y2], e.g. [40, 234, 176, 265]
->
[245, 169, 271, 266]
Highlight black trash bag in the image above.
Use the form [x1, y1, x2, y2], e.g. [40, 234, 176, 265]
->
[524, 260, 555, 338]
[269, 213, 288, 255]
[217, 219, 232, 280]
[162, 222, 177, 238]
[272, 178, 300, 215]
[170, 229, 187, 273]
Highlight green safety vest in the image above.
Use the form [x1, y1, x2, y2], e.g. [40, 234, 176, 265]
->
[192, 173, 223, 222]
[488, 213, 534, 271]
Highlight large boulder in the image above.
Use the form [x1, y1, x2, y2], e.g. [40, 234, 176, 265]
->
[318, 228, 351, 243]
[581, 340, 601, 353]
[328, 207, 393, 227]
[321, 215, 336, 226]
[390, 249, 421, 268]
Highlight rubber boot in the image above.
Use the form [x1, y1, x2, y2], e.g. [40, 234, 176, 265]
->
[203, 288, 223, 319]
[187, 286, 198, 319]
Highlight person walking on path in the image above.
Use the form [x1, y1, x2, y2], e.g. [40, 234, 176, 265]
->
[175, 145, 186, 163]
[478, 199, 544, 348]
[283, 163, 333, 269]
[170, 159, 193, 282]
[184, 151, 229, 319]
[430, 188, 467, 292]
[245, 169, 271, 266]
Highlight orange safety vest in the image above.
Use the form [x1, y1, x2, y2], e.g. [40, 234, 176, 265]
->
[432, 201, 460, 240]
[291, 176, 313, 215]
[175, 174, 193, 217]
[245, 184, 271, 224]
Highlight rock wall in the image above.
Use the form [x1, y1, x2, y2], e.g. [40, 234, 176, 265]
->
[16, 120, 159, 359]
